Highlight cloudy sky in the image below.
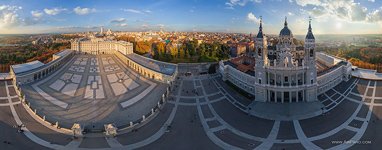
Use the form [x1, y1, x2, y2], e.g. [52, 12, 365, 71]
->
[0, 0, 381, 34]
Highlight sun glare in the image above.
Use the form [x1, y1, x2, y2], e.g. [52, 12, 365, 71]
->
[336, 22, 342, 29]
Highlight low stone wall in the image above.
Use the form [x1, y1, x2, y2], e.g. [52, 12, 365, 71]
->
[13, 84, 73, 135]
[117, 88, 170, 135]
[0, 73, 11, 80]
[12, 50, 74, 85]
[114, 50, 177, 84]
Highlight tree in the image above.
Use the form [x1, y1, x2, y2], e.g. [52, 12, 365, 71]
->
[135, 41, 151, 54]
[179, 44, 185, 59]
[169, 44, 178, 58]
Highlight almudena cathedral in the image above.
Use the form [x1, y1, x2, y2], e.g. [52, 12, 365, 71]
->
[219, 18, 352, 103]
[1, 17, 382, 150]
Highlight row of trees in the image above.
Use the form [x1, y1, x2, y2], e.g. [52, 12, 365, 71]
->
[322, 46, 382, 72]
[349, 58, 382, 73]
[151, 40, 230, 63]
[116, 36, 230, 63]
[0, 43, 70, 73]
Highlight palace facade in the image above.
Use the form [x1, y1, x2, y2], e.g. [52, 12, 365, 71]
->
[10, 38, 177, 85]
[71, 38, 133, 55]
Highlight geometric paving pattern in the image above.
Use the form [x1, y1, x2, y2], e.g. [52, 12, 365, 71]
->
[68, 66, 85, 73]
[102, 57, 115, 65]
[84, 75, 104, 99]
[107, 72, 139, 96]
[2, 73, 382, 149]
[104, 65, 120, 72]
[73, 57, 88, 66]
[49, 73, 82, 96]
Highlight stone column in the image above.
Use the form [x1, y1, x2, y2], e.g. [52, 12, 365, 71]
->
[275, 91, 277, 103]
[281, 91, 284, 103]
[303, 90, 305, 102]
[303, 72, 305, 84]
[281, 74, 284, 87]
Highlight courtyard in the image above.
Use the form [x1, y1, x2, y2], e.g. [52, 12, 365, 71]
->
[19, 54, 167, 130]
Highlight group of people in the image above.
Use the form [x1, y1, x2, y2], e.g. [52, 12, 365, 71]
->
[3, 124, 25, 145]
[14, 124, 25, 133]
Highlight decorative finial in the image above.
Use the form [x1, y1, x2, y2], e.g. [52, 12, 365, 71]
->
[284, 16, 288, 27]
[308, 16, 312, 30]
[259, 16, 263, 30]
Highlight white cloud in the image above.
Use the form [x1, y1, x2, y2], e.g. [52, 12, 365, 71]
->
[122, 9, 143, 14]
[118, 23, 128, 27]
[73, 7, 96, 15]
[295, 0, 321, 6]
[0, 5, 22, 28]
[367, 7, 382, 22]
[44, 8, 67, 15]
[157, 24, 165, 28]
[110, 18, 127, 23]
[247, 12, 261, 24]
[225, 0, 262, 9]
[288, 12, 294, 16]
[141, 24, 149, 28]
[110, 18, 128, 27]
[308, 7, 326, 17]
[122, 8, 152, 14]
[298, 0, 382, 23]
[31, 10, 43, 18]
[349, 3, 368, 21]
[368, 0, 375, 2]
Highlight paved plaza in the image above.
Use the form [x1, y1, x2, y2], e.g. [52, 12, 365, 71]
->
[20, 54, 167, 130]
[1, 69, 382, 149]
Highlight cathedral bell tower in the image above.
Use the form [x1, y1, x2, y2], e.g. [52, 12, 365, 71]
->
[254, 16, 268, 102]
[255, 16, 268, 66]
[305, 17, 317, 102]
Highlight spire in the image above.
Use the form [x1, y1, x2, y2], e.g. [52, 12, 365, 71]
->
[284, 16, 288, 27]
[256, 16, 264, 38]
[308, 16, 312, 31]
[306, 16, 315, 40]
[259, 16, 263, 31]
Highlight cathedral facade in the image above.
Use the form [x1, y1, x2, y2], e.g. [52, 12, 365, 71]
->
[254, 17, 317, 102]
[219, 17, 352, 103]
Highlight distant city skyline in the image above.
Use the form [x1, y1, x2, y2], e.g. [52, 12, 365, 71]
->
[0, 0, 381, 34]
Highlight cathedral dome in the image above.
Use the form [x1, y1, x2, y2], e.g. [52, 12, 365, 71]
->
[279, 17, 292, 36]
[280, 27, 292, 36]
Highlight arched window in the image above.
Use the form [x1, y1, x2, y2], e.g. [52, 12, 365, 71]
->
[310, 48, 314, 57]
[258, 48, 262, 57]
